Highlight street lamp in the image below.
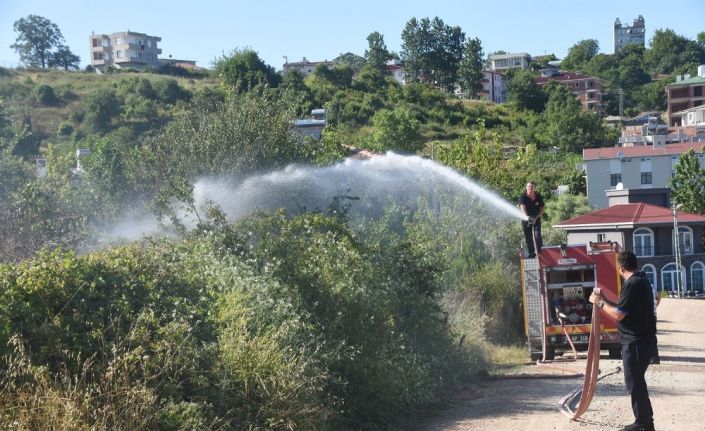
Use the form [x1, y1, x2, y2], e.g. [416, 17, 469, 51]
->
[672, 202, 683, 298]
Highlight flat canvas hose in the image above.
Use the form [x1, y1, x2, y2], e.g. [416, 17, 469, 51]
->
[568, 287, 602, 420]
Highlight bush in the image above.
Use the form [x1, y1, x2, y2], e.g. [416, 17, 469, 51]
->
[33, 84, 59, 106]
[56, 121, 73, 136]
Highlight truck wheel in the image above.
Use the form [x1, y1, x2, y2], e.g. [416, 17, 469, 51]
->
[608, 347, 622, 359]
[544, 345, 555, 360]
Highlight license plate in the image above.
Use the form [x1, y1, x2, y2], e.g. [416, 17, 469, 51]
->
[571, 335, 589, 343]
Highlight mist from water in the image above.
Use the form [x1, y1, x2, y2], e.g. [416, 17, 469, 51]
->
[101, 152, 526, 242]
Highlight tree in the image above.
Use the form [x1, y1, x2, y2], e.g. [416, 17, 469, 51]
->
[400, 17, 465, 91]
[11, 15, 65, 68]
[214, 49, 281, 94]
[670, 149, 705, 215]
[645, 29, 702, 75]
[544, 193, 593, 226]
[561, 39, 599, 71]
[83, 88, 121, 133]
[48, 44, 80, 70]
[506, 69, 547, 112]
[458, 37, 484, 98]
[367, 108, 422, 153]
[542, 83, 607, 152]
[365, 31, 391, 74]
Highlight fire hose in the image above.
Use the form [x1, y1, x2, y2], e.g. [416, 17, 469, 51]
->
[558, 287, 622, 420]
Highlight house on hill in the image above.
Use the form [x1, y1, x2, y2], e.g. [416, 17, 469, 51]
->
[554, 193, 705, 295]
[666, 65, 705, 127]
[583, 142, 705, 208]
[90, 31, 162, 70]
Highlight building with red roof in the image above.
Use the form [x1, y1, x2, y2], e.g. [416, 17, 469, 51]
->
[535, 70, 607, 112]
[583, 141, 705, 208]
[554, 199, 705, 295]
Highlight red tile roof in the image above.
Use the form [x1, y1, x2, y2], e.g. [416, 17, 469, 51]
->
[583, 142, 705, 160]
[535, 72, 603, 84]
[554, 203, 705, 228]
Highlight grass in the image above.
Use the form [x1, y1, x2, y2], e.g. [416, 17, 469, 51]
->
[0, 67, 219, 146]
[484, 343, 533, 376]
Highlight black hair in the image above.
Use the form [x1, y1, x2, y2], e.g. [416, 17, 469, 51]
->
[618, 250, 638, 271]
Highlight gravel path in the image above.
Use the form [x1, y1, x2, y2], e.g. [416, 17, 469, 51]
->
[421, 297, 705, 431]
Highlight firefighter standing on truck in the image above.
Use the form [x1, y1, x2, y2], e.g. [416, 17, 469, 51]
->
[519, 181, 544, 258]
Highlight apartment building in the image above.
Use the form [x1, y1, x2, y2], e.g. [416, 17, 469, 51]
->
[479, 70, 506, 103]
[89, 31, 162, 70]
[613, 16, 645, 54]
[583, 142, 705, 208]
[535, 70, 606, 112]
[489, 52, 531, 72]
[666, 65, 705, 126]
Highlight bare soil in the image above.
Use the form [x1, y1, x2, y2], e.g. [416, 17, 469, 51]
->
[421, 297, 705, 431]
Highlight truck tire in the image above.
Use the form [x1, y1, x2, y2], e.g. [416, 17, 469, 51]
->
[544, 345, 555, 360]
[608, 347, 622, 359]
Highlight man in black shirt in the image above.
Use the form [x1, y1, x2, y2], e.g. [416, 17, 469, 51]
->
[519, 181, 544, 258]
[590, 250, 658, 431]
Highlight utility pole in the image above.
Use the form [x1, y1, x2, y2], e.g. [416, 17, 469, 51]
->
[672, 202, 683, 297]
[617, 88, 624, 118]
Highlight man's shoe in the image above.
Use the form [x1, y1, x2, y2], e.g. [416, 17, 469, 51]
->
[620, 421, 655, 431]
[527, 253, 536, 258]
[650, 356, 660, 364]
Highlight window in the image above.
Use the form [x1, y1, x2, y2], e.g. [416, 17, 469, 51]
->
[610, 174, 622, 186]
[695, 86, 703, 97]
[661, 263, 686, 293]
[597, 233, 607, 242]
[642, 264, 657, 292]
[673, 226, 693, 255]
[691, 262, 704, 294]
[633, 228, 654, 257]
[640, 172, 652, 184]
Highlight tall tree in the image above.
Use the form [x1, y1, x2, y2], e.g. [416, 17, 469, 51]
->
[400, 17, 465, 91]
[365, 31, 391, 74]
[458, 37, 484, 98]
[11, 15, 64, 68]
[561, 39, 599, 71]
[670, 149, 705, 215]
[645, 29, 702, 75]
[48, 44, 80, 70]
[400, 17, 432, 83]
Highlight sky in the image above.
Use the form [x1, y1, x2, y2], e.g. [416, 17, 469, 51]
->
[0, 0, 703, 71]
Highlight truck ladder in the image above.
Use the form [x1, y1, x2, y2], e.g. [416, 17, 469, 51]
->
[523, 257, 544, 358]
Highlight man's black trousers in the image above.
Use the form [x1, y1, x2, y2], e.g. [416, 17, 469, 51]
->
[521, 220, 542, 257]
[622, 335, 657, 425]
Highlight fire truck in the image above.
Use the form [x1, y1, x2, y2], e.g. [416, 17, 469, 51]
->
[521, 242, 623, 361]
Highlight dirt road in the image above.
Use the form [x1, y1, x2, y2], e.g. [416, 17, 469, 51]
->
[422, 297, 705, 431]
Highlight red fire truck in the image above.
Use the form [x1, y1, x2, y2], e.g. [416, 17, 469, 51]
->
[521, 242, 623, 361]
